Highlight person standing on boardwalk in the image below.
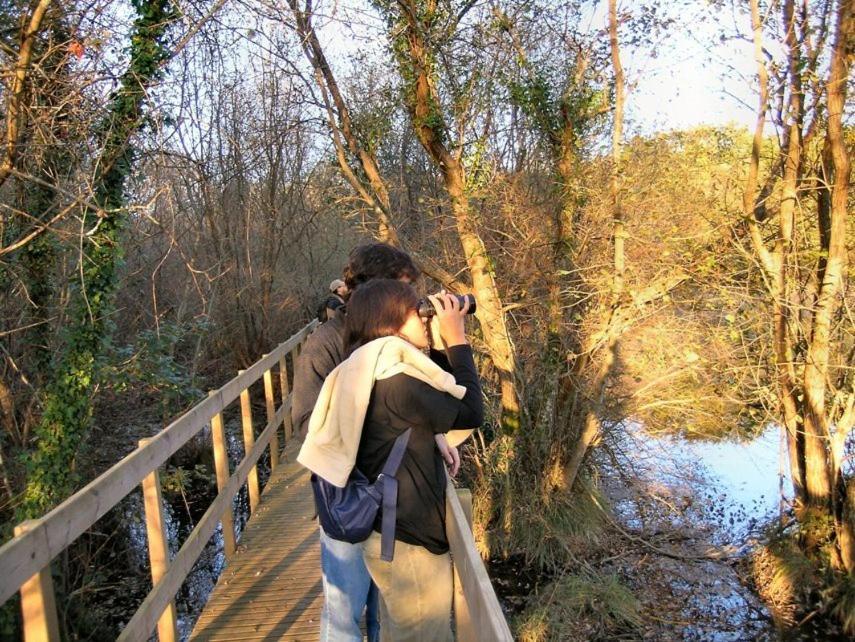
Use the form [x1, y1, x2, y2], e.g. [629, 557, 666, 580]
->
[291, 243, 420, 642]
[320, 279, 348, 321]
[329, 278, 348, 307]
[300, 281, 482, 641]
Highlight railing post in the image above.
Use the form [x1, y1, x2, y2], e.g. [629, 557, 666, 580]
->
[14, 521, 60, 642]
[208, 392, 236, 560]
[262, 362, 279, 470]
[238, 373, 261, 514]
[139, 439, 179, 642]
[279, 355, 293, 441]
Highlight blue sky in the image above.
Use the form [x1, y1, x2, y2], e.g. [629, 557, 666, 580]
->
[595, 1, 760, 134]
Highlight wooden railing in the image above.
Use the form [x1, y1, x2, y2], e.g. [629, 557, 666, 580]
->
[0, 320, 317, 642]
[447, 481, 514, 641]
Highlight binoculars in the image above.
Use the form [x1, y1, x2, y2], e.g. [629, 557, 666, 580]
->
[417, 294, 477, 317]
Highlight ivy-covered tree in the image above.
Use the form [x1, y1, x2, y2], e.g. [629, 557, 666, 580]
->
[20, 0, 178, 517]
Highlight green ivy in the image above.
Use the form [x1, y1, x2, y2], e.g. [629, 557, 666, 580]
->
[376, 2, 450, 148]
[20, 0, 177, 519]
[104, 320, 207, 415]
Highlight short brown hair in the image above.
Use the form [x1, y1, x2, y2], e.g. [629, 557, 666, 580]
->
[343, 243, 420, 291]
[344, 279, 419, 354]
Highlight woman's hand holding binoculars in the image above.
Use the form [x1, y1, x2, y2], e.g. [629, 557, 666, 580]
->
[426, 291, 470, 348]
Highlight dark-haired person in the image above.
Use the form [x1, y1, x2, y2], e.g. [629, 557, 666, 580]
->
[291, 243, 421, 642]
[300, 280, 482, 642]
[292, 244, 420, 437]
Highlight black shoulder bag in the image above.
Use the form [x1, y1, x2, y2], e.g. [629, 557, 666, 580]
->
[310, 428, 411, 562]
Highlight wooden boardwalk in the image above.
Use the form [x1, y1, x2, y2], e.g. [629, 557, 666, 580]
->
[2, 319, 511, 641]
[190, 440, 323, 641]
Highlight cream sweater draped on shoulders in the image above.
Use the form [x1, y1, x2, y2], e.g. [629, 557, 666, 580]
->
[297, 336, 473, 487]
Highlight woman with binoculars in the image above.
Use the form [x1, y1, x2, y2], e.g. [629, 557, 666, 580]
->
[299, 278, 483, 642]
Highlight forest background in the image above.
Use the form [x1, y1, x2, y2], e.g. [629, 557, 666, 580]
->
[0, 0, 852, 639]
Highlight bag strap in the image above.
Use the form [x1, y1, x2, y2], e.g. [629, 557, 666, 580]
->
[379, 428, 411, 561]
[381, 428, 411, 477]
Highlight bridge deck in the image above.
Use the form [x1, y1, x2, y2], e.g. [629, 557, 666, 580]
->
[190, 440, 323, 641]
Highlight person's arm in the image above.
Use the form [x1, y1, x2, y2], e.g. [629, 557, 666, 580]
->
[434, 433, 460, 477]
[443, 343, 483, 428]
[428, 347, 452, 372]
[426, 291, 483, 427]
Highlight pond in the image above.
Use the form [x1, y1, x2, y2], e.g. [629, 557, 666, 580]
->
[610, 423, 787, 640]
[632, 424, 787, 543]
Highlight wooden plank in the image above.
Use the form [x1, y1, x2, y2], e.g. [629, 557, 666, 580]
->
[453, 562, 475, 642]
[456, 488, 473, 527]
[117, 384, 293, 641]
[239, 378, 260, 514]
[139, 439, 179, 642]
[452, 489, 475, 641]
[14, 521, 60, 642]
[278, 355, 293, 442]
[445, 477, 513, 642]
[209, 398, 236, 561]
[0, 320, 317, 605]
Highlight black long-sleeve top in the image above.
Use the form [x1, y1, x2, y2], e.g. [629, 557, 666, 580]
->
[355, 344, 483, 554]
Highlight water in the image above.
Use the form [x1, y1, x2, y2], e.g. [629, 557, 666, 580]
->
[121, 424, 261, 640]
[626, 425, 787, 544]
[608, 424, 784, 640]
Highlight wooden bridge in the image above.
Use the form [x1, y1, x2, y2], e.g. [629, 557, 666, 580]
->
[0, 321, 512, 641]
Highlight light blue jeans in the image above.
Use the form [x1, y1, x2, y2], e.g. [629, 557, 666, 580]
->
[319, 527, 380, 642]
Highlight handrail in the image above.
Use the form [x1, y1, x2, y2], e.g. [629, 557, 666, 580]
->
[446, 477, 513, 641]
[118, 395, 288, 641]
[0, 320, 317, 625]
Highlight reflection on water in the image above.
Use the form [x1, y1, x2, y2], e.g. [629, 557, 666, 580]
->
[123, 426, 258, 640]
[608, 423, 784, 641]
[617, 423, 787, 543]
[662, 426, 784, 540]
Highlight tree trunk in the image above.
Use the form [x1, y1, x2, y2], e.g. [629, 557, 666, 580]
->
[445, 162, 521, 430]
[0, 0, 54, 189]
[842, 480, 855, 573]
[812, 0, 853, 570]
[609, 0, 625, 298]
[745, 0, 807, 504]
[781, 0, 834, 512]
[21, 0, 176, 517]
[562, 0, 625, 489]
[562, 306, 625, 490]
[286, 0, 468, 293]
[390, 0, 521, 431]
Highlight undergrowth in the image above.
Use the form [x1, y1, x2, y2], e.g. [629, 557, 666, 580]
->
[749, 520, 855, 636]
[514, 571, 642, 641]
[473, 432, 606, 570]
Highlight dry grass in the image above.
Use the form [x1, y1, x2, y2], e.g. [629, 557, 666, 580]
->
[514, 572, 642, 641]
[749, 535, 818, 628]
[472, 432, 606, 569]
[830, 574, 855, 636]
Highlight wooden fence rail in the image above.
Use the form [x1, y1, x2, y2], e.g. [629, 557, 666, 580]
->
[446, 479, 514, 642]
[0, 320, 317, 640]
